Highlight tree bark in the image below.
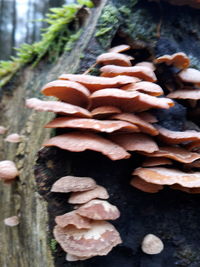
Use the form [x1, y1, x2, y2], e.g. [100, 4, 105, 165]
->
[1, 0, 200, 266]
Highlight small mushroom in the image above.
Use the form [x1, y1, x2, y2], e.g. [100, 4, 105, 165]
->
[109, 44, 130, 53]
[41, 80, 90, 108]
[59, 74, 139, 92]
[26, 98, 91, 118]
[96, 52, 133, 66]
[91, 106, 121, 119]
[142, 157, 173, 167]
[137, 112, 158, 123]
[4, 133, 23, 143]
[167, 88, 200, 99]
[43, 131, 131, 160]
[122, 81, 163, 96]
[155, 52, 190, 69]
[100, 65, 157, 82]
[4, 216, 19, 227]
[68, 185, 109, 204]
[130, 176, 164, 193]
[53, 221, 122, 257]
[76, 199, 120, 220]
[66, 253, 91, 261]
[178, 68, 200, 84]
[170, 184, 200, 194]
[51, 176, 97, 193]
[135, 62, 156, 71]
[0, 160, 19, 181]
[0, 126, 7, 134]
[55, 211, 92, 229]
[141, 234, 164, 255]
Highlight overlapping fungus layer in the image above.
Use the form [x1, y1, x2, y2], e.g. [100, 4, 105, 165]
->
[26, 44, 200, 260]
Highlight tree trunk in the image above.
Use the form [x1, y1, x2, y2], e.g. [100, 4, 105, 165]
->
[1, 0, 200, 266]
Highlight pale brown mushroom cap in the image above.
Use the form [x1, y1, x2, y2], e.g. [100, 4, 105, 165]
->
[141, 234, 164, 255]
[178, 68, 200, 84]
[0, 126, 7, 134]
[135, 62, 156, 71]
[4, 133, 23, 143]
[0, 160, 19, 181]
[4, 216, 19, 227]
[96, 52, 132, 66]
[59, 74, 140, 92]
[157, 126, 200, 144]
[130, 176, 164, 193]
[133, 167, 200, 187]
[51, 176, 97, 193]
[109, 44, 130, 53]
[137, 112, 158, 123]
[141, 146, 200, 163]
[91, 106, 121, 119]
[43, 132, 131, 160]
[68, 185, 109, 204]
[170, 184, 200, 194]
[66, 253, 91, 261]
[26, 98, 91, 118]
[109, 133, 158, 153]
[110, 112, 158, 136]
[41, 80, 90, 108]
[155, 52, 190, 69]
[167, 89, 200, 99]
[53, 221, 122, 257]
[122, 81, 163, 96]
[100, 65, 157, 82]
[45, 117, 140, 133]
[55, 211, 92, 229]
[142, 157, 173, 167]
[76, 200, 120, 220]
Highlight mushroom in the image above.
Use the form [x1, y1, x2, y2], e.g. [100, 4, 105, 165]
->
[68, 185, 109, 204]
[100, 65, 157, 82]
[0, 160, 19, 181]
[141, 234, 164, 255]
[66, 253, 91, 261]
[0, 126, 7, 134]
[55, 211, 92, 229]
[41, 80, 90, 108]
[91, 106, 121, 119]
[44, 117, 140, 133]
[155, 52, 190, 69]
[59, 74, 140, 92]
[170, 184, 200, 194]
[142, 157, 173, 167]
[109, 112, 158, 136]
[130, 176, 164, 193]
[4, 216, 19, 227]
[43, 131, 131, 160]
[76, 199, 120, 220]
[51, 176, 97, 193]
[109, 44, 130, 53]
[167, 88, 200, 99]
[133, 167, 200, 188]
[109, 133, 158, 153]
[122, 81, 164, 96]
[26, 98, 91, 118]
[178, 68, 200, 85]
[4, 133, 23, 143]
[135, 61, 156, 71]
[53, 221, 122, 257]
[96, 52, 133, 66]
[137, 112, 158, 123]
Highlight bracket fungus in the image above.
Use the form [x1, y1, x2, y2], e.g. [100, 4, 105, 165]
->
[4, 216, 19, 227]
[0, 160, 19, 182]
[155, 52, 190, 69]
[96, 52, 133, 67]
[4, 133, 23, 143]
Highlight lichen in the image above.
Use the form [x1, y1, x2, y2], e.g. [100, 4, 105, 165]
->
[50, 238, 57, 252]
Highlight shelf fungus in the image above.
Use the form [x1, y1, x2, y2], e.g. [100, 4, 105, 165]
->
[91, 106, 121, 119]
[4, 216, 19, 227]
[0, 160, 19, 182]
[4, 133, 23, 143]
[122, 81, 164, 96]
[96, 52, 133, 67]
[155, 52, 190, 69]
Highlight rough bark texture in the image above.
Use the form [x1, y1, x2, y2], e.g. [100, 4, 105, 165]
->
[0, 0, 200, 266]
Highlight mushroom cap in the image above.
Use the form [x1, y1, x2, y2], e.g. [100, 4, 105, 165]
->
[68, 185, 109, 204]
[133, 167, 200, 187]
[122, 81, 163, 96]
[53, 221, 122, 257]
[135, 62, 156, 71]
[167, 89, 200, 99]
[51, 176, 97, 193]
[91, 89, 173, 112]
[0, 126, 7, 134]
[41, 80, 90, 108]
[130, 176, 164, 193]
[109, 133, 158, 153]
[4, 216, 19, 227]
[170, 184, 200, 194]
[45, 117, 140, 133]
[43, 132, 131, 160]
[100, 65, 157, 82]
[109, 44, 130, 53]
[4, 133, 22, 143]
[142, 157, 173, 167]
[157, 126, 200, 144]
[26, 98, 91, 118]
[55, 211, 92, 229]
[76, 200, 120, 220]
[59, 74, 139, 92]
[155, 52, 190, 69]
[110, 113, 158, 136]
[141, 234, 164, 255]
[141, 146, 200, 163]
[137, 112, 158, 123]
[0, 160, 19, 181]
[178, 68, 200, 84]
[96, 52, 132, 66]
[91, 106, 121, 119]
[66, 253, 91, 261]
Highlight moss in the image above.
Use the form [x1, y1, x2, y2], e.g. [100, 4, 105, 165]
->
[50, 238, 57, 252]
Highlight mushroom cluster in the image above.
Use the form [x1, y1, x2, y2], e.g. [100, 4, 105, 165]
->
[51, 175, 121, 261]
[26, 44, 200, 258]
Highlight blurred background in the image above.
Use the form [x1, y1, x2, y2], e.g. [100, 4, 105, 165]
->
[0, 0, 75, 60]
